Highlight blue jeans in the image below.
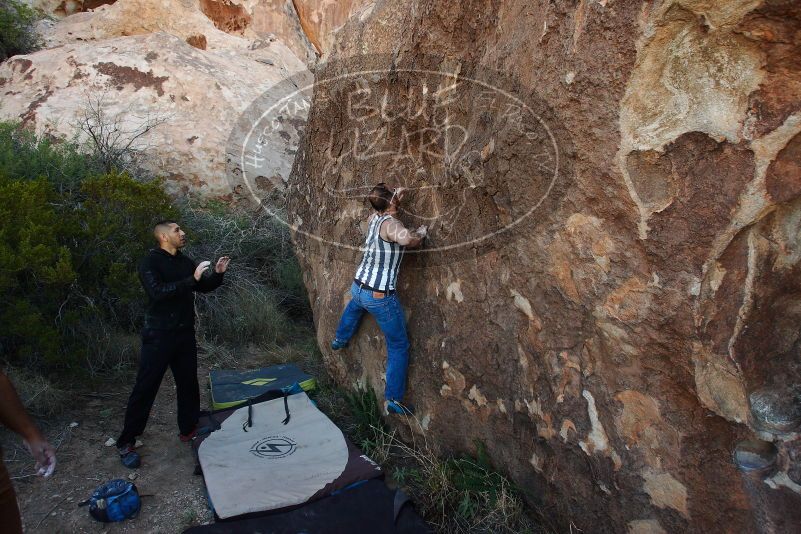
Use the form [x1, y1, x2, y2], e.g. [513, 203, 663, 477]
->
[334, 281, 410, 401]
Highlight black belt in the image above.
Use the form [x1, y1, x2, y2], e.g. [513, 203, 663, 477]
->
[354, 279, 395, 294]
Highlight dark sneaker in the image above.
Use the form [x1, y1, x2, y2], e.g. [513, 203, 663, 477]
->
[117, 443, 141, 469]
[331, 339, 348, 350]
[179, 426, 198, 442]
[384, 400, 414, 416]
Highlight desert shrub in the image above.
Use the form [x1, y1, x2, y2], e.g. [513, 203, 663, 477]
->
[388, 434, 535, 533]
[0, 0, 42, 62]
[0, 123, 99, 193]
[0, 176, 75, 365]
[272, 256, 306, 312]
[199, 283, 293, 347]
[180, 203, 288, 273]
[77, 93, 170, 177]
[181, 203, 310, 347]
[0, 122, 176, 371]
[71, 318, 140, 376]
[319, 386, 540, 533]
[4, 366, 68, 418]
[69, 171, 178, 328]
[0, 121, 310, 374]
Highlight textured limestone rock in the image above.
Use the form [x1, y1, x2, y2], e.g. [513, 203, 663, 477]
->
[224, 0, 375, 61]
[23, 0, 116, 18]
[33, 0, 258, 52]
[285, 0, 374, 55]
[288, 0, 801, 531]
[28, 0, 374, 64]
[0, 31, 309, 197]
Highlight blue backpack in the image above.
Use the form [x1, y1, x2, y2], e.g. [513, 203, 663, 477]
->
[79, 479, 141, 522]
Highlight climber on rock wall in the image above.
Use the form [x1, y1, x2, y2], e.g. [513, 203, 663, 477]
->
[331, 183, 427, 415]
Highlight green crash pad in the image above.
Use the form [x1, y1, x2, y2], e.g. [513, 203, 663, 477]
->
[209, 364, 316, 410]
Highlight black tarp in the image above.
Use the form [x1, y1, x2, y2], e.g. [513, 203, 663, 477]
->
[183, 479, 431, 534]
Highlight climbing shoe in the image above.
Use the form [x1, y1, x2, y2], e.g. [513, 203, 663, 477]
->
[384, 400, 414, 416]
[331, 339, 348, 350]
[117, 443, 141, 469]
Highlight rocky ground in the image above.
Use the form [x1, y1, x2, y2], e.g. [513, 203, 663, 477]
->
[2, 351, 233, 533]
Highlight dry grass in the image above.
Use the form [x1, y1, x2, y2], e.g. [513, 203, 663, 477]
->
[76, 322, 140, 377]
[183, 204, 311, 349]
[327, 388, 544, 534]
[384, 426, 536, 534]
[197, 338, 241, 371]
[198, 283, 294, 347]
[3, 366, 69, 418]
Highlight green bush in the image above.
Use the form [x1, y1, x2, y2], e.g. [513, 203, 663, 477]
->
[0, 0, 42, 62]
[72, 171, 178, 327]
[4, 365, 68, 417]
[273, 256, 306, 312]
[0, 121, 311, 374]
[0, 122, 176, 370]
[0, 176, 75, 364]
[0, 123, 99, 191]
[343, 386, 386, 444]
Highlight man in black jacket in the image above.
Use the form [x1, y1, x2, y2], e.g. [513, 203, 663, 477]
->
[116, 221, 230, 468]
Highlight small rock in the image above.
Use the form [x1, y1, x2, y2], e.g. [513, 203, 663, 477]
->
[135, 439, 144, 448]
[749, 386, 801, 433]
[104, 438, 116, 447]
[785, 439, 801, 485]
[734, 439, 777, 476]
[128, 473, 138, 480]
[69, 422, 79, 428]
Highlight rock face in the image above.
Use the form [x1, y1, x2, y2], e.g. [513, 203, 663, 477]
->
[24, 0, 117, 18]
[33, 0, 259, 51]
[288, 0, 801, 532]
[27, 0, 374, 63]
[231, 0, 375, 62]
[3, 0, 312, 198]
[2, 0, 377, 196]
[286, 0, 374, 55]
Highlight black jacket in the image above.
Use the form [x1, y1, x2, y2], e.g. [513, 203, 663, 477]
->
[138, 248, 224, 331]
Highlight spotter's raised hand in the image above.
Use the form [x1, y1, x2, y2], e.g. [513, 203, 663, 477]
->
[215, 256, 231, 273]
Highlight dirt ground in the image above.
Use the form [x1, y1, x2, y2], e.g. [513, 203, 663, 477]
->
[2, 361, 220, 533]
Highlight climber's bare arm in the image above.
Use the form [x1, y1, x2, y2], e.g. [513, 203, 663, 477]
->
[381, 217, 426, 249]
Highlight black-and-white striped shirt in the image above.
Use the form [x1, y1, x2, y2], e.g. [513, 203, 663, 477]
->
[354, 214, 404, 292]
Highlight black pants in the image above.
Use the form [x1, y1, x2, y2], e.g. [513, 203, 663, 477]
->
[117, 329, 199, 446]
